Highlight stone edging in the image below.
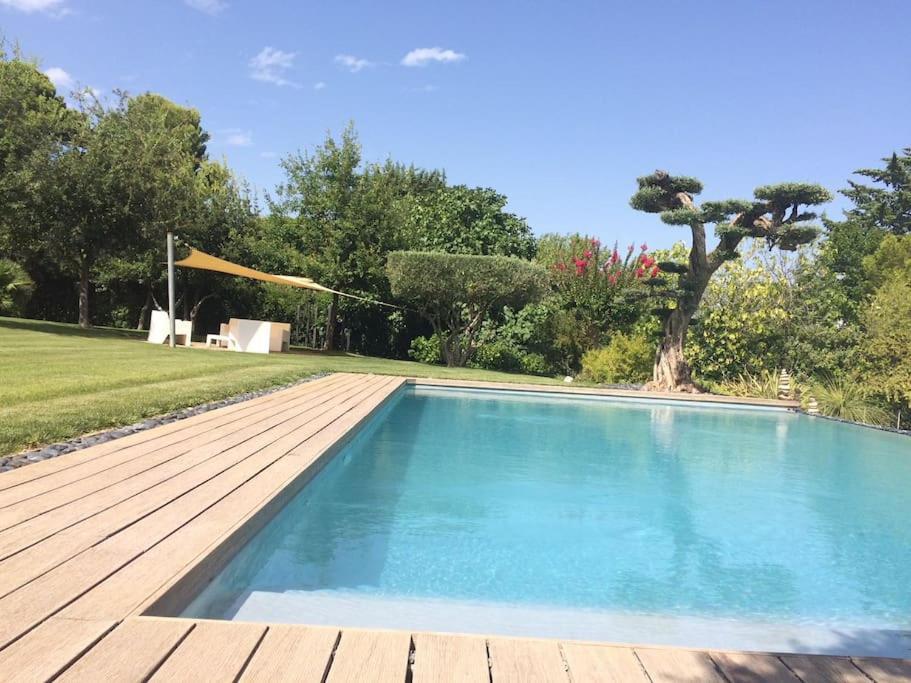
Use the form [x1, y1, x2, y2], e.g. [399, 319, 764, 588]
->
[0, 373, 328, 472]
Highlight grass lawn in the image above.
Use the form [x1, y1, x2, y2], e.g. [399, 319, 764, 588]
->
[0, 316, 566, 455]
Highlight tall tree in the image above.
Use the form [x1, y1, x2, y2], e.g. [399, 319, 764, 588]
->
[842, 147, 911, 236]
[269, 124, 402, 350]
[630, 170, 830, 391]
[0, 45, 79, 255]
[37, 92, 204, 327]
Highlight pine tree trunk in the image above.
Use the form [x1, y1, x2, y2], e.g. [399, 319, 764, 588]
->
[324, 292, 340, 351]
[77, 259, 91, 329]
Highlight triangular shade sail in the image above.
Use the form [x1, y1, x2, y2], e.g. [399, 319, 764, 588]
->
[175, 248, 334, 293]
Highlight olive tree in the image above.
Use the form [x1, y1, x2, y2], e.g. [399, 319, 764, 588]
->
[387, 251, 547, 366]
[631, 170, 831, 391]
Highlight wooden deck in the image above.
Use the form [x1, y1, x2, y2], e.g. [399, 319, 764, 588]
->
[0, 372, 907, 682]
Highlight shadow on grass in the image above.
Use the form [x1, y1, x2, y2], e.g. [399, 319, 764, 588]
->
[0, 316, 146, 340]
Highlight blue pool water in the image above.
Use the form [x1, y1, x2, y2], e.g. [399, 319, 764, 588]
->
[182, 386, 911, 654]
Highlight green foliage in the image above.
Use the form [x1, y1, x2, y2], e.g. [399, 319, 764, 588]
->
[0, 259, 34, 315]
[536, 233, 661, 359]
[580, 332, 653, 384]
[842, 147, 911, 235]
[711, 370, 790, 400]
[807, 376, 892, 426]
[686, 247, 791, 381]
[862, 233, 911, 289]
[400, 185, 536, 258]
[387, 251, 547, 366]
[860, 276, 911, 410]
[408, 334, 442, 365]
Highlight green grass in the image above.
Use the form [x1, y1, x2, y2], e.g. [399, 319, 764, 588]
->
[0, 316, 565, 455]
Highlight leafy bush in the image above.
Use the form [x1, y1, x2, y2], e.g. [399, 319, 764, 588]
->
[471, 339, 522, 372]
[408, 335, 442, 365]
[0, 259, 34, 316]
[580, 332, 653, 384]
[806, 376, 892, 426]
[518, 352, 550, 376]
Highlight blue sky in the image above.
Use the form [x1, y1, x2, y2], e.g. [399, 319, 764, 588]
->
[3, 0, 910, 249]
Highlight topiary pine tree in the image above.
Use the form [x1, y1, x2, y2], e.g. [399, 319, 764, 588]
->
[630, 170, 831, 392]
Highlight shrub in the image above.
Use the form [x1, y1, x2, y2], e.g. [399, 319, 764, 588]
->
[0, 259, 34, 316]
[580, 332, 653, 384]
[518, 351, 550, 376]
[408, 335, 442, 365]
[806, 376, 892, 426]
[713, 369, 791, 399]
[471, 339, 522, 372]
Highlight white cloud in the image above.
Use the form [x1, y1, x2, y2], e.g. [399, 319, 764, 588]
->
[313, 81, 326, 90]
[220, 129, 253, 147]
[44, 66, 74, 90]
[334, 54, 372, 73]
[401, 47, 466, 67]
[183, 0, 227, 14]
[0, 0, 66, 13]
[249, 47, 299, 87]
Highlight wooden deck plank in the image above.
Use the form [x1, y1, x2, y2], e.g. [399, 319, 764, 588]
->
[711, 652, 799, 682]
[0, 375, 368, 593]
[58, 616, 193, 681]
[0, 372, 348, 495]
[0, 373, 353, 523]
[0, 374, 358, 560]
[0, 377, 395, 649]
[240, 624, 339, 682]
[560, 642, 648, 682]
[853, 656, 911, 682]
[412, 632, 489, 682]
[0, 617, 115, 682]
[634, 647, 726, 683]
[326, 630, 411, 683]
[149, 620, 266, 681]
[487, 637, 568, 683]
[781, 654, 876, 682]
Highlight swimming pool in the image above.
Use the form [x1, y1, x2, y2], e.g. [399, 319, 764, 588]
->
[181, 384, 911, 656]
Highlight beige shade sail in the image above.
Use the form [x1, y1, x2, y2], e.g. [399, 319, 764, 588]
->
[175, 248, 334, 292]
[175, 247, 402, 309]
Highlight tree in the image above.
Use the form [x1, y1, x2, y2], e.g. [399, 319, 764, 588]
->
[861, 276, 911, 421]
[387, 251, 547, 366]
[0, 45, 79, 255]
[630, 170, 830, 391]
[842, 147, 911, 236]
[270, 124, 403, 350]
[400, 185, 536, 258]
[36, 92, 204, 327]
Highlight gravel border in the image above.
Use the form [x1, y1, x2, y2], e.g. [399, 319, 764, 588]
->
[1, 372, 329, 472]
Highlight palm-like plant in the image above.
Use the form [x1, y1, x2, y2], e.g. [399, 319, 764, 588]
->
[807, 376, 891, 426]
[0, 259, 34, 315]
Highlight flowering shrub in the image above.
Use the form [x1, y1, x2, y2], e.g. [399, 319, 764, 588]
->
[580, 332, 654, 384]
[536, 233, 664, 358]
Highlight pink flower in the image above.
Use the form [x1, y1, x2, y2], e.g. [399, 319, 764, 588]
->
[610, 249, 619, 264]
[640, 242, 648, 251]
[584, 249, 593, 259]
[554, 262, 566, 271]
[627, 243, 635, 253]
[608, 274, 618, 285]
[651, 265, 660, 277]
[635, 267, 645, 278]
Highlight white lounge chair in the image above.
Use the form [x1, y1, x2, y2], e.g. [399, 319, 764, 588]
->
[147, 310, 193, 347]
